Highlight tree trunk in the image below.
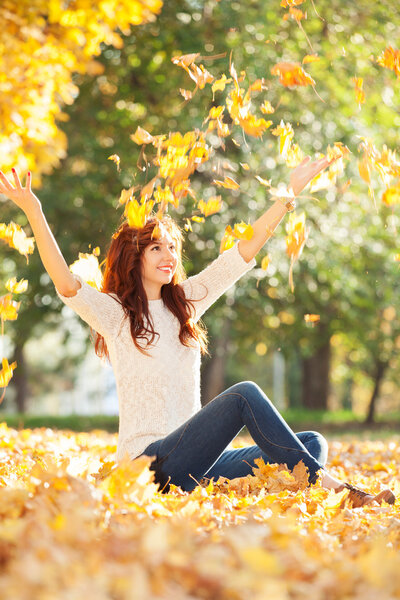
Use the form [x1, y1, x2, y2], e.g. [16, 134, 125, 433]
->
[11, 342, 30, 413]
[301, 339, 331, 410]
[365, 359, 387, 425]
[201, 317, 231, 406]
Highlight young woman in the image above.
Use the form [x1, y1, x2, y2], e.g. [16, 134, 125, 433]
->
[0, 162, 395, 508]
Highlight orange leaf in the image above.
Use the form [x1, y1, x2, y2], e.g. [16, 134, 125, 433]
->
[271, 62, 315, 87]
[304, 314, 320, 323]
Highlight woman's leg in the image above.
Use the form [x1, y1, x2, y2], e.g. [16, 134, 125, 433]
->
[141, 381, 327, 493]
[201, 430, 329, 483]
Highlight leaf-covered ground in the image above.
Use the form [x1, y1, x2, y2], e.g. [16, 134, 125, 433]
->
[0, 423, 399, 599]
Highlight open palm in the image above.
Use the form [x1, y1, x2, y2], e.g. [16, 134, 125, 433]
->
[290, 156, 333, 197]
[0, 169, 39, 213]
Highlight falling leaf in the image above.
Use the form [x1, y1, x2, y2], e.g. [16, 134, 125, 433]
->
[280, 0, 305, 6]
[212, 74, 232, 94]
[382, 185, 400, 206]
[260, 100, 275, 114]
[179, 88, 193, 100]
[302, 54, 320, 64]
[0, 222, 35, 261]
[285, 143, 305, 168]
[107, 154, 121, 171]
[271, 121, 294, 158]
[271, 62, 315, 87]
[119, 186, 135, 205]
[283, 7, 305, 21]
[255, 175, 272, 187]
[0, 358, 17, 388]
[240, 163, 250, 170]
[220, 233, 236, 253]
[5, 277, 28, 294]
[171, 53, 201, 69]
[286, 212, 308, 291]
[351, 77, 366, 106]
[198, 196, 222, 217]
[0, 294, 20, 321]
[304, 314, 320, 323]
[191, 215, 205, 223]
[261, 255, 270, 270]
[376, 46, 400, 78]
[213, 176, 240, 190]
[130, 126, 155, 145]
[225, 221, 254, 240]
[69, 252, 103, 291]
[124, 198, 154, 230]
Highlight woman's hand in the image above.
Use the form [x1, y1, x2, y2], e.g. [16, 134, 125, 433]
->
[0, 168, 41, 214]
[289, 155, 334, 197]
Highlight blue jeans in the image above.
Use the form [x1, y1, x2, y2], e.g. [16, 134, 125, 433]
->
[140, 381, 328, 493]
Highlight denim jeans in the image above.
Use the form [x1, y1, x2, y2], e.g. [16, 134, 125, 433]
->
[140, 381, 328, 494]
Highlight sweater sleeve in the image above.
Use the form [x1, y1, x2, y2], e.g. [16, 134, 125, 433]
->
[181, 242, 256, 321]
[54, 273, 125, 339]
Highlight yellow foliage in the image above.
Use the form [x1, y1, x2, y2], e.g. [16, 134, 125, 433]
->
[0, 1, 162, 179]
[0, 425, 398, 597]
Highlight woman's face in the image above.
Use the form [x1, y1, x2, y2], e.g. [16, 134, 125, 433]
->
[141, 227, 179, 299]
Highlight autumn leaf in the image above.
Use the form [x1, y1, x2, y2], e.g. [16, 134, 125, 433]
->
[271, 62, 315, 87]
[283, 7, 305, 22]
[198, 196, 222, 217]
[5, 277, 28, 294]
[271, 121, 294, 158]
[225, 221, 254, 241]
[261, 255, 270, 270]
[219, 233, 236, 253]
[130, 126, 155, 145]
[124, 198, 154, 230]
[304, 314, 320, 323]
[260, 100, 275, 114]
[0, 357, 17, 388]
[351, 77, 366, 106]
[0, 222, 35, 262]
[382, 185, 400, 206]
[286, 212, 308, 291]
[0, 294, 20, 321]
[302, 54, 320, 64]
[376, 46, 400, 78]
[212, 74, 232, 95]
[69, 252, 103, 291]
[107, 154, 121, 171]
[213, 176, 240, 190]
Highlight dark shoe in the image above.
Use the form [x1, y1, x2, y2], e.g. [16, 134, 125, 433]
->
[336, 482, 395, 508]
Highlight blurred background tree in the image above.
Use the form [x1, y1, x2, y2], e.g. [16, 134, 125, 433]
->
[1, 0, 400, 422]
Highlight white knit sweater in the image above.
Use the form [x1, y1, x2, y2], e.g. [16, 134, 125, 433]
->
[55, 242, 256, 463]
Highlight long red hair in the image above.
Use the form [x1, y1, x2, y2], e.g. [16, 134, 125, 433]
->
[93, 215, 208, 361]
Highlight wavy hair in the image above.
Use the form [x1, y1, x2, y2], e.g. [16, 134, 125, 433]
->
[93, 215, 208, 361]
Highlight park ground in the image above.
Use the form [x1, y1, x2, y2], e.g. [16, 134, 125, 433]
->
[0, 419, 399, 599]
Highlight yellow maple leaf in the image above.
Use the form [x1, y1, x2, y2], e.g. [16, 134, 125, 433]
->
[5, 277, 28, 294]
[0, 357, 17, 388]
[213, 176, 240, 190]
[198, 196, 222, 217]
[0, 294, 20, 321]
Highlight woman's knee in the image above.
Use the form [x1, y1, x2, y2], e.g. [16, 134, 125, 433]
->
[229, 380, 262, 397]
[298, 430, 329, 466]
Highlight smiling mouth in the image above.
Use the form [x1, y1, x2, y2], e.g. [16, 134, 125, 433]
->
[158, 266, 173, 273]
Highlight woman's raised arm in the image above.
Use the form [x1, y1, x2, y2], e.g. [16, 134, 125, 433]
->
[0, 168, 80, 297]
[237, 155, 332, 263]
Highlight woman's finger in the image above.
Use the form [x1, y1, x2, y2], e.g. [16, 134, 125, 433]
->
[11, 168, 22, 189]
[26, 171, 32, 190]
[0, 170, 14, 191]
